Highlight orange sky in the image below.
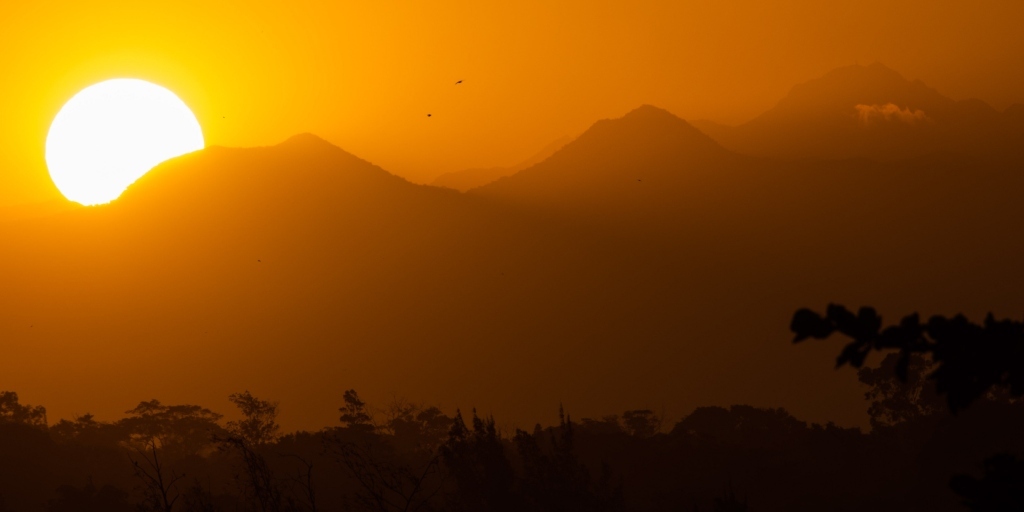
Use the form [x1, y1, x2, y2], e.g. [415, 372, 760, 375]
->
[2, 0, 1024, 206]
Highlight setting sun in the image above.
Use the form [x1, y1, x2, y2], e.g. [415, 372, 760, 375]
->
[45, 79, 204, 205]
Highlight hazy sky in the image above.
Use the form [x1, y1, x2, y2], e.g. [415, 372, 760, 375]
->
[2, 0, 1023, 205]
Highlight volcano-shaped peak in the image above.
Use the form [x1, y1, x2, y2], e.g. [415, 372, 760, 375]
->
[609, 104, 708, 134]
[472, 104, 737, 204]
[621, 104, 685, 120]
[576, 105, 725, 154]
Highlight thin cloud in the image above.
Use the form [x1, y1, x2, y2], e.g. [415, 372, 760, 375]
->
[855, 103, 929, 125]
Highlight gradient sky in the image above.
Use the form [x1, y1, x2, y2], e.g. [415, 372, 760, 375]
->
[3, 0, 1024, 206]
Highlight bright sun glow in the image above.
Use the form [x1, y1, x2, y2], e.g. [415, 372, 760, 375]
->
[46, 79, 204, 206]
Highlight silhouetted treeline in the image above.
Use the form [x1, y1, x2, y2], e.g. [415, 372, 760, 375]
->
[2, 360, 1023, 512]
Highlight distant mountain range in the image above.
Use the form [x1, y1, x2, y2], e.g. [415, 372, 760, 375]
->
[2, 64, 1023, 432]
[692, 62, 1024, 161]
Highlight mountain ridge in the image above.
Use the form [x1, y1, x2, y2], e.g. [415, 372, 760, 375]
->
[471, 104, 746, 218]
[691, 63, 1023, 161]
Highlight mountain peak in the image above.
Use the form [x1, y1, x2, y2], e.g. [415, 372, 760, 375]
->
[773, 62, 949, 115]
[579, 105, 723, 154]
[277, 132, 336, 149]
[472, 104, 734, 202]
[621, 104, 681, 120]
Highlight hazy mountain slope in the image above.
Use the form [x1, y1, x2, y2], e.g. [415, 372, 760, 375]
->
[692, 63, 1024, 161]
[431, 136, 572, 192]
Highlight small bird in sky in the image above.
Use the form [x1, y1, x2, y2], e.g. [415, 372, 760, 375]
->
[455, 80, 463, 84]
[427, 114, 432, 117]
[258, 259, 261, 263]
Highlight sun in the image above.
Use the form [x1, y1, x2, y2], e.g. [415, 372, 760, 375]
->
[46, 79, 204, 206]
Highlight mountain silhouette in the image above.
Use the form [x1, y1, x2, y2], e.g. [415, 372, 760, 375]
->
[473, 105, 751, 222]
[692, 63, 1024, 161]
[431, 136, 573, 192]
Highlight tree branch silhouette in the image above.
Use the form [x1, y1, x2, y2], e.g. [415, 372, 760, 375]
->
[128, 438, 185, 512]
[791, 304, 1024, 413]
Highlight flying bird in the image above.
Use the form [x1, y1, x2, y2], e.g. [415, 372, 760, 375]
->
[455, 80, 463, 84]
[427, 114, 432, 117]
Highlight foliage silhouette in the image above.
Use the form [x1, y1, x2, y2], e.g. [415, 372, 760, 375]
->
[227, 391, 281, 447]
[339, 390, 375, 434]
[440, 409, 518, 512]
[0, 391, 47, 427]
[120, 400, 225, 458]
[791, 303, 1024, 413]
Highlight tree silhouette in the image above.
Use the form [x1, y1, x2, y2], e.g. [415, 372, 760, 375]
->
[129, 438, 186, 512]
[339, 390, 375, 435]
[440, 409, 517, 512]
[791, 304, 1024, 413]
[326, 390, 444, 512]
[227, 391, 281, 446]
[620, 409, 662, 438]
[119, 400, 225, 458]
[0, 391, 46, 427]
[216, 434, 284, 512]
